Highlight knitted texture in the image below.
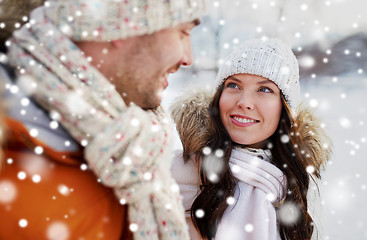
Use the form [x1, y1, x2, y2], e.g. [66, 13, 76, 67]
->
[216, 38, 300, 112]
[43, 0, 206, 41]
[7, 8, 189, 240]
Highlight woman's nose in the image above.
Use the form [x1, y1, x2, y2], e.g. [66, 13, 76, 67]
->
[236, 93, 254, 110]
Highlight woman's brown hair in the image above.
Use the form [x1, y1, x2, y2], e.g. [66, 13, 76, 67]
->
[186, 82, 319, 240]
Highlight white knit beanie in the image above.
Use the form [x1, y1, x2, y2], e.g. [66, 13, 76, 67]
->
[42, 0, 206, 41]
[216, 38, 300, 112]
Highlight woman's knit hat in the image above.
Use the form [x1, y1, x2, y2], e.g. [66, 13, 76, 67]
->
[216, 38, 300, 111]
[42, 0, 206, 41]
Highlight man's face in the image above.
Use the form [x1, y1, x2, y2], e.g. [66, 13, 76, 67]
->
[108, 20, 199, 109]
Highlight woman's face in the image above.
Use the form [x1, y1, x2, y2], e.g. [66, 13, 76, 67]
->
[219, 73, 282, 149]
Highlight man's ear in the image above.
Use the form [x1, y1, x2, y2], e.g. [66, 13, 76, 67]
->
[111, 39, 124, 48]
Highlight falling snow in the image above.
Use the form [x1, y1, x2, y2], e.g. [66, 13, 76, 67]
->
[31, 174, 41, 183]
[1, 0, 366, 239]
[0, 180, 17, 203]
[19, 219, 28, 228]
[244, 223, 254, 233]
[202, 148, 225, 184]
[195, 209, 205, 218]
[17, 171, 27, 180]
[129, 223, 139, 232]
[46, 221, 69, 240]
[57, 184, 71, 196]
[278, 201, 301, 226]
[226, 196, 236, 205]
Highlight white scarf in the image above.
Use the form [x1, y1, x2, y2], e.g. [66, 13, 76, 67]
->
[215, 147, 287, 240]
[7, 8, 189, 240]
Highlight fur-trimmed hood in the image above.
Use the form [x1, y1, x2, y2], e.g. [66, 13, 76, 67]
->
[170, 88, 213, 161]
[170, 88, 332, 176]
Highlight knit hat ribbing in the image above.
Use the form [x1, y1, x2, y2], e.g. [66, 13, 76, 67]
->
[43, 0, 207, 42]
[216, 38, 300, 111]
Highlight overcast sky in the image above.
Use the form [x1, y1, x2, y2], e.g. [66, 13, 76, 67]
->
[204, 0, 367, 46]
[187, 0, 367, 70]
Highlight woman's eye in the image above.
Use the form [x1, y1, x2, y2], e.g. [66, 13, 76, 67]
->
[225, 82, 239, 89]
[259, 87, 273, 93]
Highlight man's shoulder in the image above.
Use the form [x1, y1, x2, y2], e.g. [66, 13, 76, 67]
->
[1, 63, 79, 152]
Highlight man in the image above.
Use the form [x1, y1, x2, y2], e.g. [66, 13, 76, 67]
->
[0, 0, 206, 239]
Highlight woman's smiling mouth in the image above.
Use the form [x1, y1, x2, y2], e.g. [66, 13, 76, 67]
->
[230, 115, 260, 126]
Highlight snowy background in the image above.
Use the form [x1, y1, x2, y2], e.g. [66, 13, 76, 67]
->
[162, 0, 367, 239]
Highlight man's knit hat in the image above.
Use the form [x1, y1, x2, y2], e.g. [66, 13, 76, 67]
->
[42, 0, 206, 42]
[216, 38, 300, 111]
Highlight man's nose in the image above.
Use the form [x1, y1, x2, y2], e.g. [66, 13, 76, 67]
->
[180, 37, 193, 66]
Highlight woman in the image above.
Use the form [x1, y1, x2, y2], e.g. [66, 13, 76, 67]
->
[171, 38, 332, 239]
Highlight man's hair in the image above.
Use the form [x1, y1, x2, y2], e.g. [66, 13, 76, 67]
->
[0, 0, 45, 52]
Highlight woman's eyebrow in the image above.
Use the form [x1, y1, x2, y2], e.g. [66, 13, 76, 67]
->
[257, 79, 276, 85]
[227, 76, 242, 82]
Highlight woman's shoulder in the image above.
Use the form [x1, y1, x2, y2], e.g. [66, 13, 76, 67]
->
[171, 150, 200, 186]
[171, 150, 202, 212]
